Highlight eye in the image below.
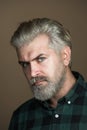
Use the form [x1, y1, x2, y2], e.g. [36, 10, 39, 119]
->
[37, 57, 46, 62]
[19, 61, 29, 68]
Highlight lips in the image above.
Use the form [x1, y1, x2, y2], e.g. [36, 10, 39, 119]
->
[33, 80, 47, 86]
[35, 80, 44, 85]
[30, 76, 48, 86]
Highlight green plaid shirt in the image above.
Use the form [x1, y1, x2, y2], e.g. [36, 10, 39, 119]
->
[9, 71, 87, 130]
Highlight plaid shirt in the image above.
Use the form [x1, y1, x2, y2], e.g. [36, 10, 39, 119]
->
[9, 71, 87, 130]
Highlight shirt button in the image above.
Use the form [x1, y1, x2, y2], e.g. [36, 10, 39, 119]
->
[67, 100, 71, 104]
[55, 114, 59, 118]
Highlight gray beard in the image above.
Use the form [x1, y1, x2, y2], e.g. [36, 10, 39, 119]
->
[29, 70, 66, 101]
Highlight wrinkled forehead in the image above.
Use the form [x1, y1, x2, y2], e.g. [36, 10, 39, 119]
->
[16, 34, 52, 60]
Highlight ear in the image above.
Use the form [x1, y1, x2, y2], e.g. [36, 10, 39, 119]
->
[62, 46, 71, 66]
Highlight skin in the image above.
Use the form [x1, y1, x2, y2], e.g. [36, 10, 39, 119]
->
[17, 34, 76, 108]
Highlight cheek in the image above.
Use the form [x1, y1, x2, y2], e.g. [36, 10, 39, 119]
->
[43, 60, 57, 78]
[44, 57, 64, 80]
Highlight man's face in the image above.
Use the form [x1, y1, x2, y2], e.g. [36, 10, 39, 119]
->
[17, 34, 67, 101]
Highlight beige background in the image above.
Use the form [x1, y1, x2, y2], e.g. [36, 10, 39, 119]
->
[0, 1, 87, 130]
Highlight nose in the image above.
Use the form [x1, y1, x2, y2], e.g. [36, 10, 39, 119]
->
[30, 62, 40, 77]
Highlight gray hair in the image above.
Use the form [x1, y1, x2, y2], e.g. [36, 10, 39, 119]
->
[11, 18, 72, 52]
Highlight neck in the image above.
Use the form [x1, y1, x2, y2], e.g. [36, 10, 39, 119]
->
[49, 69, 76, 108]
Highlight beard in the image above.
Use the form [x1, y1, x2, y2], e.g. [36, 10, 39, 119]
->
[28, 66, 66, 101]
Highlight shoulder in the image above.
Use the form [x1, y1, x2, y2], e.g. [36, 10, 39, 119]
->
[73, 71, 87, 95]
[9, 98, 42, 129]
[13, 98, 39, 115]
[73, 71, 87, 89]
[76, 73, 87, 98]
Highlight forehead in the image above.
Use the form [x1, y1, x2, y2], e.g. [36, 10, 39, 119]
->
[17, 34, 53, 60]
[28, 34, 50, 51]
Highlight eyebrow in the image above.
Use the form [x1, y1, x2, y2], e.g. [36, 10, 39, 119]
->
[32, 54, 45, 61]
[18, 53, 46, 64]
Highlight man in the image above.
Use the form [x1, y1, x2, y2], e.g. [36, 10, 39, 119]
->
[9, 18, 87, 130]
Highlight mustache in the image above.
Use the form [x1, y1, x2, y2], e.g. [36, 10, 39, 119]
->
[30, 76, 48, 85]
